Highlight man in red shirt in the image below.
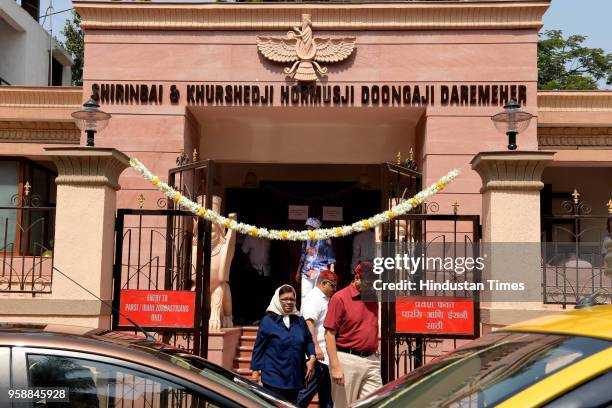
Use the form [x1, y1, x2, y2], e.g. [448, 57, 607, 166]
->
[323, 262, 381, 407]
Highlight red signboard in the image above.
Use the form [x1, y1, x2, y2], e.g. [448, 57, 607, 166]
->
[395, 296, 475, 336]
[119, 290, 196, 328]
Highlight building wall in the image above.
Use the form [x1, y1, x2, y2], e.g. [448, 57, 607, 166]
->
[0, 15, 27, 84]
[82, 26, 539, 213]
[0, 0, 71, 86]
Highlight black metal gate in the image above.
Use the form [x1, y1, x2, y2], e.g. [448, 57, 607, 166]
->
[112, 158, 214, 357]
[380, 162, 481, 383]
[541, 191, 611, 307]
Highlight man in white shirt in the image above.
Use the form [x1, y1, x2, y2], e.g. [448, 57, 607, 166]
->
[351, 229, 375, 273]
[241, 235, 272, 322]
[241, 235, 271, 278]
[296, 270, 338, 408]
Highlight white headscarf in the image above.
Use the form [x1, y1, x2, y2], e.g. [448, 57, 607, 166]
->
[266, 285, 299, 329]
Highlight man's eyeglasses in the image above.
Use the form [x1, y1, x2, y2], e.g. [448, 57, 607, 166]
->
[323, 280, 337, 289]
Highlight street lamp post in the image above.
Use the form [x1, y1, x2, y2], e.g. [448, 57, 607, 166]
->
[491, 99, 533, 151]
[71, 96, 111, 147]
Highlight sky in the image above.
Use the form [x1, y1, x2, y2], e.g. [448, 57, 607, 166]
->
[541, 0, 611, 54]
[40, 0, 610, 82]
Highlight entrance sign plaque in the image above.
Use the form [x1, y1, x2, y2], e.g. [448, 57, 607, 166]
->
[323, 206, 343, 222]
[288, 205, 309, 220]
[395, 295, 476, 338]
[119, 289, 196, 328]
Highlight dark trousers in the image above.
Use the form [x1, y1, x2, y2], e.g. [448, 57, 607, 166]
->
[254, 274, 273, 321]
[296, 361, 333, 408]
[263, 383, 299, 404]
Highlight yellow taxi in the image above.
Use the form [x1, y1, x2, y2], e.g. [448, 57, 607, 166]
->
[354, 304, 612, 407]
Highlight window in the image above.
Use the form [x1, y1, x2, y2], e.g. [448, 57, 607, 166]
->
[27, 354, 222, 408]
[0, 348, 9, 390]
[543, 370, 612, 408]
[0, 158, 56, 255]
[104, 336, 287, 407]
[51, 57, 63, 86]
[0, 160, 19, 250]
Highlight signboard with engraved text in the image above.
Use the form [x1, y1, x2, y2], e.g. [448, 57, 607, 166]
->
[323, 206, 343, 222]
[288, 205, 309, 220]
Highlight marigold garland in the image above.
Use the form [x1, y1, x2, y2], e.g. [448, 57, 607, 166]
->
[129, 158, 460, 241]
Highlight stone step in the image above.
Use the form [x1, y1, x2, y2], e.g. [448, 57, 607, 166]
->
[241, 326, 259, 336]
[239, 335, 257, 348]
[233, 356, 252, 370]
[236, 368, 253, 377]
[237, 346, 253, 359]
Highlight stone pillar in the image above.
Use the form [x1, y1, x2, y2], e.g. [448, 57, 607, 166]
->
[44, 147, 129, 328]
[471, 151, 556, 328]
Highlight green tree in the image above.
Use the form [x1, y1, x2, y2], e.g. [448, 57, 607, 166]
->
[538, 30, 611, 90]
[61, 11, 83, 86]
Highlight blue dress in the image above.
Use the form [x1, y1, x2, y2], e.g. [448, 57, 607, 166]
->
[250, 313, 316, 390]
[300, 239, 336, 276]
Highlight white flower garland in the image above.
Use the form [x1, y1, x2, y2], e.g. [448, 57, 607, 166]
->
[129, 157, 460, 241]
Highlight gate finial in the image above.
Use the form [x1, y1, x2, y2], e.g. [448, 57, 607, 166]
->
[452, 201, 459, 215]
[176, 149, 188, 166]
[572, 189, 581, 205]
[137, 193, 145, 209]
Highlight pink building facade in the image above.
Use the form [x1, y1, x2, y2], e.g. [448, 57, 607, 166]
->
[0, 0, 610, 373]
[76, 1, 545, 217]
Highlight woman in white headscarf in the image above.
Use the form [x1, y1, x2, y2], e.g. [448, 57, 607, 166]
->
[251, 285, 316, 404]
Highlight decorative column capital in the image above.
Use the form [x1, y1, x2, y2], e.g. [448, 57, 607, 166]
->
[470, 151, 555, 193]
[45, 147, 130, 191]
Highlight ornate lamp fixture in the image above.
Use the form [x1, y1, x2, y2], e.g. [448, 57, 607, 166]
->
[491, 99, 533, 150]
[71, 96, 111, 147]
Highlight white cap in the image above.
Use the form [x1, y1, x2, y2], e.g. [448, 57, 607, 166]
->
[305, 217, 322, 229]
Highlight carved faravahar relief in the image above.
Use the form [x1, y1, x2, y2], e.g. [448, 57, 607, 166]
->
[256, 14, 356, 82]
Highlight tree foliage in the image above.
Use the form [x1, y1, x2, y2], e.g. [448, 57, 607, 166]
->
[538, 30, 611, 90]
[61, 11, 83, 86]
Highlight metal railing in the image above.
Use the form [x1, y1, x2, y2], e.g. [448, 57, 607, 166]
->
[542, 192, 612, 307]
[0, 204, 55, 294]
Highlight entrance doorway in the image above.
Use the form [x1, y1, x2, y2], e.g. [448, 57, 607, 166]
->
[225, 167, 381, 324]
[186, 105, 426, 324]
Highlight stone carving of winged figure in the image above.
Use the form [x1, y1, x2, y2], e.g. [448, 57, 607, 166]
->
[257, 14, 356, 82]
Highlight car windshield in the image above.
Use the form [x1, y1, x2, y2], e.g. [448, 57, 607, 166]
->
[357, 331, 611, 407]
